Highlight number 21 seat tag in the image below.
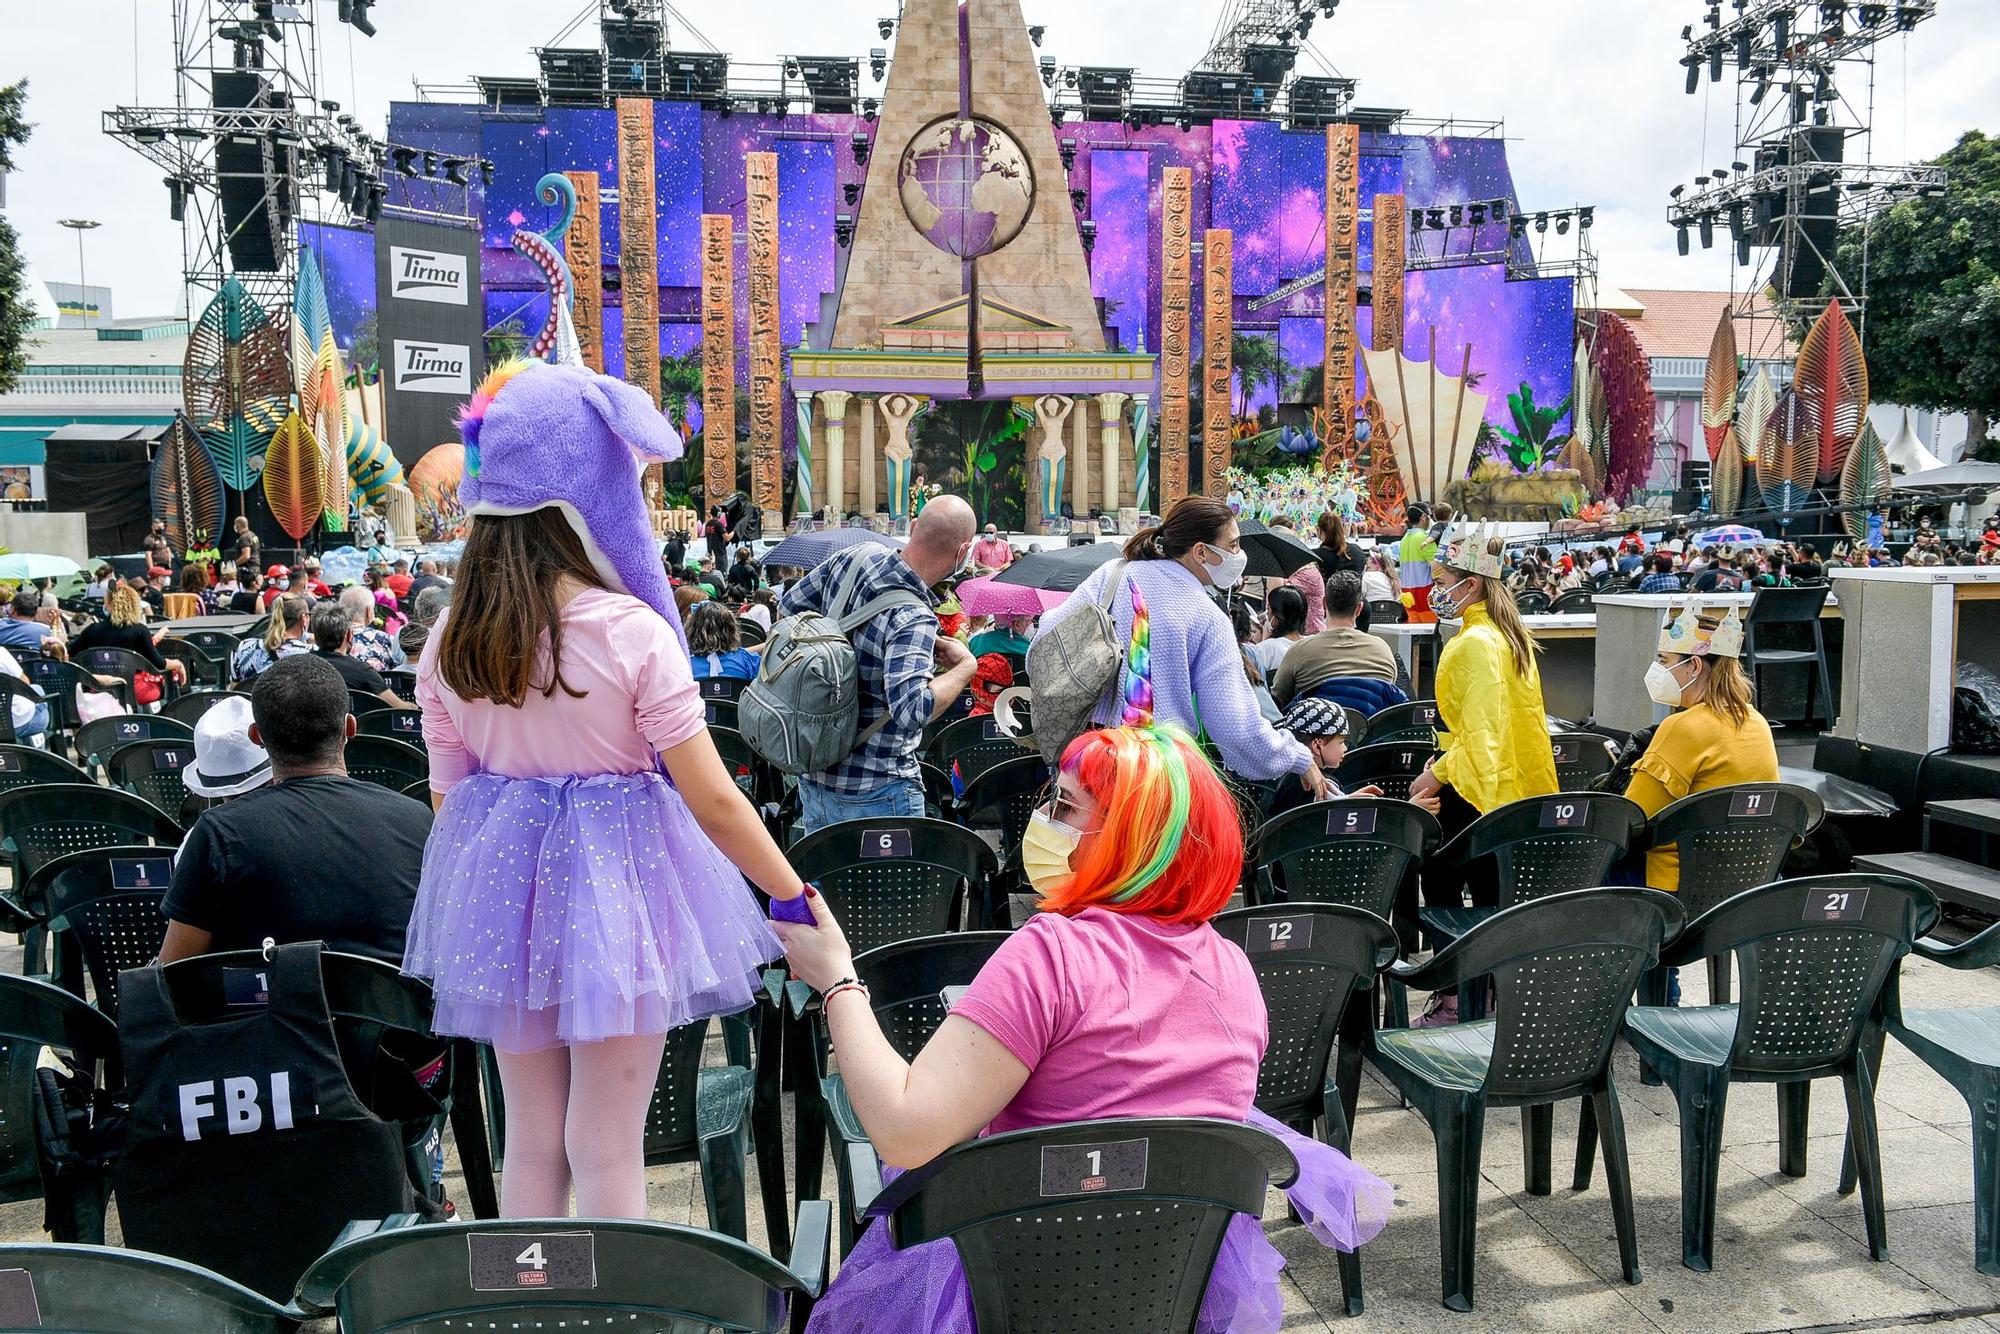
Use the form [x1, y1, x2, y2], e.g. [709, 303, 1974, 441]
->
[1804, 887, 1870, 922]
[467, 1232, 598, 1291]
[1040, 1138, 1149, 1197]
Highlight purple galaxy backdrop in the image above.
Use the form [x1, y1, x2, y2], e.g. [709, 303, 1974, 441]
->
[383, 101, 1571, 441]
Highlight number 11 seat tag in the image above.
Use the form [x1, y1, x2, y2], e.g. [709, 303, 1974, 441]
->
[221, 967, 271, 1007]
[467, 1232, 598, 1291]
[1039, 1138, 1149, 1197]
[1804, 887, 1870, 922]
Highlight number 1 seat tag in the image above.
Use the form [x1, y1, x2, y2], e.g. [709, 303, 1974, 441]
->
[467, 1232, 598, 1291]
[861, 827, 912, 859]
[1540, 800, 1585, 829]
[1248, 914, 1314, 955]
[1804, 887, 1870, 922]
[222, 967, 271, 1007]
[1039, 1138, 1149, 1197]
[109, 856, 171, 891]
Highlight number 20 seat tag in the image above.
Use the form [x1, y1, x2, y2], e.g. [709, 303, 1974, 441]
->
[1039, 1138, 1149, 1197]
[467, 1232, 598, 1291]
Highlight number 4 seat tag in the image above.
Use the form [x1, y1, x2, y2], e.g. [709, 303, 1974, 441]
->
[468, 1232, 598, 1291]
[1039, 1138, 1149, 1197]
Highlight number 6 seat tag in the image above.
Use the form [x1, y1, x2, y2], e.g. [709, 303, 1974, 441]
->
[221, 967, 271, 1007]
[468, 1232, 598, 1291]
[1804, 888, 1870, 922]
[1040, 1138, 1149, 1197]
[1540, 800, 1585, 829]
[861, 827, 912, 859]
[1248, 914, 1314, 955]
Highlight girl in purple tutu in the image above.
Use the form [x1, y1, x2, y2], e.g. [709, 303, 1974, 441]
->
[406, 360, 809, 1220]
[775, 581, 1392, 1332]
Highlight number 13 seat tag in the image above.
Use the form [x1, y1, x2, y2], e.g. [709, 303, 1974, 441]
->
[1039, 1138, 1150, 1197]
[467, 1232, 598, 1291]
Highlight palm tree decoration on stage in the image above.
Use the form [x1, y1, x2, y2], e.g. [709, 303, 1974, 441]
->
[261, 408, 326, 543]
[1586, 312, 1654, 504]
[659, 349, 704, 439]
[1840, 418, 1892, 541]
[1758, 387, 1819, 516]
[1702, 309, 1744, 515]
[1736, 365, 1775, 509]
[183, 276, 290, 501]
[1232, 333, 1281, 423]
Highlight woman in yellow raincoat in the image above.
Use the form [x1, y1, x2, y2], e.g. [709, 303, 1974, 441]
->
[1408, 523, 1557, 1024]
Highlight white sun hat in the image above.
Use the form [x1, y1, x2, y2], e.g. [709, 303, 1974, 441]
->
[184, 695, 273, 798]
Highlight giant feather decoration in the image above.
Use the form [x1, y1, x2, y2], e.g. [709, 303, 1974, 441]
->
[292, 252, 349, 532]
[1737, 365, 1775, 464]
[1758, 387, 1819, 515]
[1795, 299, 1869, 486]
[185, 277, 289, 492]
[1839, 419, 1892, 542]
[1702, 311, 1743, 516]
[261, 411, 325, 541]
[1709, 418, 1745, 516]
[151, 413, 225, 560]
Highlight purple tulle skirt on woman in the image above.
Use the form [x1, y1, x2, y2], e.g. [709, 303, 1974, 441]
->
[404, 771, 780, 1052]
[805, 1108, 1392, 1333]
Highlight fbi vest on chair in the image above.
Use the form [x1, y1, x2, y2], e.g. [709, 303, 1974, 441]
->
[111, 941, 419, 1300]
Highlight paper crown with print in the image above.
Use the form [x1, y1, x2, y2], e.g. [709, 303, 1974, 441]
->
[1657, 602, 1745, 659]
[1440, 519, 1505, 579]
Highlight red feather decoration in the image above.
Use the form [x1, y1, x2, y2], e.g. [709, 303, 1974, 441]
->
[1795, 299, 1869, 486]
[261, 411, 325, 541]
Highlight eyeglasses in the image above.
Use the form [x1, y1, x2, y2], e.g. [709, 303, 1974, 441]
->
[1038, 789, 1098, 835]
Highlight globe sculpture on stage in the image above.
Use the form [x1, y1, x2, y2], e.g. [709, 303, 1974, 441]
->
[897, 116, 1034, 258]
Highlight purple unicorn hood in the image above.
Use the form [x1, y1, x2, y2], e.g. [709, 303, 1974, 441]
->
[457, 359, 686, 644]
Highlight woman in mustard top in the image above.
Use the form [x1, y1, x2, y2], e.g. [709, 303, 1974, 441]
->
[1626, 602, 1779, 892]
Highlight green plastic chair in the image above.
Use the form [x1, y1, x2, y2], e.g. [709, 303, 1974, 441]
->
[1362, 699, 1441, 747]
[357, 706, 427, 749]
[1370, 887, 1684, 1311]
[294, 1209, 830, 1334]
[959, 753, 1052, 925]
[0, 743, 89, 794]
[73, 714, 191, 779]
[640, 1016, 764, 1242]
[1214, 903, 1399, 1317]
[1331, 741, 1436, 801]
[1549, 732, 1618, 792]
[343, 735, 428, 792]
[0, 974, 120, 1231]
[1597, 873, 1936, 1273]
[0, 1243, 299, 1333]
[163, 689, 252, 727]
[1837, 915, 2000, 1273]
[105, 737, 206, 825]
[0, 784, 184, 977]
[39, 845, 175, 1017]
[927, 713, 1033, 788]
[871, 1118, 1297, 1334]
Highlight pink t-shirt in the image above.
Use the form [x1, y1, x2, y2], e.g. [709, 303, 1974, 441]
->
[952, 908, 1267, 1135]
[417, 587, 707, 793]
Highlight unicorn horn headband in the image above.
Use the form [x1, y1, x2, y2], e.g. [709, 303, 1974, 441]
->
[1121, 576, 1153, 728]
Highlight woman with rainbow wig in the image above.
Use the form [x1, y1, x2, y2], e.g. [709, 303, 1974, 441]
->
[778, 581, 1391, 1333]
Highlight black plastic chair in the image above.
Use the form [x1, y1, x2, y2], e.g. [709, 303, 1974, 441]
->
[820, 931, 1011, 1255]
[105, 738, 206, 824]
[698, 674, 750, 701]
[632, 1016, 767, 1241]
[704, 696, 741, 732]
[1515, 590, 1552, 614]
[344, 735, 428, 792]
[1368, 598, 1406, 624]
[294, 1208, 829, 1334]
[928, 714, 1033, 789]
[1416, 794, 1646, 1018]
[399, 779, 431, 804]
[348, 688, 391, 717]
[1638, 783, 1825, 1006]
[71, 646, 161, 710]
[1214, 903, 1399, 1317]
[1373, 888, 1685, 1310]
[1742, 584, 1835, 728]
[177, 627, 243, 674]
[789, 817, 996, 956]
[958, 753, 1051, 925]
[871, 1118, 1297, 1333]
[0, 974, 121, 1229]
[1364, 699, 1441, 746]
[40, 845, 175, 1018]
[18, 658, 118, 755]
[0, 676, 47, 746]
[1600, 873, 1936, 1273]
[0, 1244, 300, 1333]
[74, 714, 191, 779]
[163, 689, 253, 727]
[0, 785, 184, 975]
[357, 706, 426, 749]
[158, 638, 227, 691]
[738, 621, 767, 647]
[1332, 741, 1436, 801]
[0, 742, 91, 793]
[1549, 732, 1618, 792]
[1548, 589, 1596, 615]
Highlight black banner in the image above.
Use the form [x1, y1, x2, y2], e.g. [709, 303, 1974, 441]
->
[373, 216, 484, 469]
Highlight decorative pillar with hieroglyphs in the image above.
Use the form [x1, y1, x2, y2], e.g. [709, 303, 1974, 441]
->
[1371, 192, 1406, 357]
[1321, 124, 1359, 469]
[746, 152, 782, 532]
[818, 390, 852, 520]
[617, 100, 661, 505]
[1071, 396, 1092, 519]
[564, 171, 603, 373]
[1202, 229, 1233, 498]
[1160, 167, 1193, 507]
[1097, 392, 1129, 515]
[700, 214, 735, 510]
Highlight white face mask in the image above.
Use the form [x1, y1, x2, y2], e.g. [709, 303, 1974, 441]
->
[1646, 658, 1697, 707]
[1200, 543, 1249, 590]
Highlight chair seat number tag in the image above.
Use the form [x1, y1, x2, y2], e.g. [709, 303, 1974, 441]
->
[391, 712, 420, 734]
[222, 967, 270, 1007]
[862, 828, 912, 859]
[1552, 741, 1577, 764]
[1040, 1138, 1149, 1197]
[109, 856, 171, 891]
[1415, 706, 1437, 726]
[1249, 914, 1314, 955]
[1804, 888, 1869, 922]
[468, 1232, 597, 1291]
[1729, 790, 1775, 818]
[0, 754, 17, 774]
[116, 720, 143, 739]
[0, 1269, 40, 1328]
[982, 719, 1003, 739]
[704, 703, 719, 723]
[152, 748, 190, 772]
[1540, 800, 1585, 829]
[1327, 806, 1376, 836]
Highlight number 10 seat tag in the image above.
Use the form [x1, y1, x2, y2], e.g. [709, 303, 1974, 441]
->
[1803, 887, 1870, 922]
[1039, 1138, 1149, 1197]
[221, 967, 271, 1007]
[467, 1232, 598, 1291]
[1540, 800, 1585, 829]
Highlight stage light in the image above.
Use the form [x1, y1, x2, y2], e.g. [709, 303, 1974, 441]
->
[1063, 69, 1077, 88]
[783, 59, 800, 80]
[1750, 67, 1772, 103]
[1029, 25, 1045, 46]
[1712, 167, 1730, 181]
[1070, 187, 1087, 213]
[877, 17, 895, 40]
[1682, 54, 1701, 95]
[1509, 216, 1528, 239]
[1177, 116, 1193, 133]
[1059, 137, 1078, 171]
[1695, 175, 1710, 188]
[341, 161, 361, 205]
[1813, 67, 1835, 101]
[1708, 42, 1724, 82]
[1489, 198, 1508, 221]
[480, 159, 494, 187]
[1859, 4, 1887, 25]
[1733, 160, 1750, 173]
[1408, 208, 1422, 233]
[869, 49, 886, 81]
[1425, 208, 1444, 229]
[1774, 8, 1792, 48]
[320, 144, 347, 192]
[1896, 5, 1922, 30]
[391, 145, 418, 177]
[365, 180, 386, 223]
[1699, 212, 1715, 247]
[1791, 85, 1810, 123]
[1534, 211, 1548, 232]
[1681, 23, 1694, 39]
[1079, 220, 1097, 253]
[1556, 211, 1571, 235]
[1678, 224, 1691, 256]
[131, 126, 167, 145]
[1578, 205, 1594, 229]
[834, 213, 854, 247]
[843, 182, 860, 206]
[443, 157, 468, 187]
[1448, 205, 1463, 226]
[335, 0, 376, 38]
[422, 151, 438, 177]
[1051, 106, 1066, 128]
[1041, 57, 1057, 88]
[1735, 29, 1753, 67]
[1468, 203, 1486, 225]
[862, 101, 878, 122]
[851, 132, 870, 164]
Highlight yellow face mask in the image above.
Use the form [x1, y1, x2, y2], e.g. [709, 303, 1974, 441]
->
[1021, 809, 1083, 895]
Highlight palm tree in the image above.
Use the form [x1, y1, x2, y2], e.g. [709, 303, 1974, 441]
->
[1233, 333, 1281, 421]
[659, 348, 704, 438]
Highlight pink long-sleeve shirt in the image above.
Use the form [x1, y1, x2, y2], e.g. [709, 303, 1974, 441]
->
[417, 587, 707, 794]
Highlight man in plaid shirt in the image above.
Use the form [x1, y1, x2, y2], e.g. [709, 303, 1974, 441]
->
[780, 496, 980, 836]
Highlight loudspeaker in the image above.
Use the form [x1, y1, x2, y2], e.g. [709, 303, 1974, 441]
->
[211, 71, 293, 273]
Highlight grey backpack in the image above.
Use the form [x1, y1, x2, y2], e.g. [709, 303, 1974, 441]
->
[738, 555, 927, 776]
[1020, 560, 1127, 765]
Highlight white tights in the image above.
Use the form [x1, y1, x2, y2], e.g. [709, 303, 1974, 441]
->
[494, 1034, 667, 1219]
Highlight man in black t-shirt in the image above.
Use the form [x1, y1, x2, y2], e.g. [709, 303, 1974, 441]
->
[158, 654, 431, 963]
[307, 604, 411, 707]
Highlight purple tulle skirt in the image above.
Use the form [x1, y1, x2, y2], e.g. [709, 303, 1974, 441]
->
[404, 771, 780, 1052]
[805, 1108, 1392, 1333]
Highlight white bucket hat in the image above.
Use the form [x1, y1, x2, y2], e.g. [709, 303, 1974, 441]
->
[185, 696, 273, 798]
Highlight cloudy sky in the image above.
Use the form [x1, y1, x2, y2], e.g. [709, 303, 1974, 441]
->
[4, 0, 1995, 317]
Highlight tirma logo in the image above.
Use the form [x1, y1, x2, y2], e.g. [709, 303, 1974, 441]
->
[392, 340, 472, 395]
[389, 245, 467, 304]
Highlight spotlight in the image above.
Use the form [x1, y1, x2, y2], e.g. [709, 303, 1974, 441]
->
[422, 150, 438, 177]
[336, 0, 376, 38]
[877, 17, 895, 40]
[1678, 224, 1691, 256]
[1059, 137, 1078, 171]
[1695, 175, 1710, 187]
[1468, 203, 1486, 225]
[1408, 206, 1422, 233]
[1813, 67, 1835, 101]
[320, 144, 347, 192]
[851, 130, 870, 165]
[1051, 106, 1066, 128]
[1176, 116, 1192, 133]
[1070, 187, 1087, 213]
[1028, 24, 1045, 46]
[1424, 208, 1444, 229]
[1489, 198, 1508, 222]
[1712, 166, 1730, 181]
[1577, 205, 1594, 229]
[1534, 211, 1549, 232]
[480, 159, 494, 187]
[1079, 219, 1097, 253]
[1699, 212, 1715, 248]
[340, 161, 361, 204]
[1555, 211, 1571, 235]
[843, 182, 860, 206]
[391, 145, 418, 177]
[869, 48, 886, 81]
[834, 212, 855, 247]
[365, 180, 387, 223]
[1681, 23, 1694, 39]
[1669, 184, 1686, 200]
[1040, 57, 1058, 88]
[443, 156, 468, 187]
[1448, 204, 1463, 226]
[131, 126, 167, 145]
[1683, 53, 1701, 95]
[1509, 215, 1528, 239]
[862, 100, 878, 120]
[783, 59, 800, 80]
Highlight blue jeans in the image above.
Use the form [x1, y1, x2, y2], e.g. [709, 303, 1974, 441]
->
[794, 776, 925, 841]
[14, 703, 48, 744]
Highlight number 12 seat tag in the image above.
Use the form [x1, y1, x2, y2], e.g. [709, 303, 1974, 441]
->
[1247, 914, 1314, 955]
[221, 967, 271, 1007]
[1039, 1138, 1149, 1197]
[1804, 887, 1870, 922]
[467, 1232, 598, 1292]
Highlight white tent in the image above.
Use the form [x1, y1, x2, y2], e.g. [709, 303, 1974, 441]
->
[1886, 409, 1945, 475]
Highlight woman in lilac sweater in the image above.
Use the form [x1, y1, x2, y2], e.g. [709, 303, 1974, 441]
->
[1036, 495, 1323, 788]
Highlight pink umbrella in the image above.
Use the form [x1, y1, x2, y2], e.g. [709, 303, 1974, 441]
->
[956, 573, 1068, 617]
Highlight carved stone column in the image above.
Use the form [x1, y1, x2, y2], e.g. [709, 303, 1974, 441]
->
[1030, 394, 1075, 533]
[1160, 167, 1194, 506]
[880, 393, 923, 528]
[819, 389, 852, 521]
[1321, 125, 1360, 468]
[1097, 392, 1130, 514]
[1202, 229, 1234, 498]
[859, 395, 879, 516]
[746, 151, 783, 533]
[1071, 396, 1092, 520]
[564, 171, 603, 373]
[700, 214, 736, 511]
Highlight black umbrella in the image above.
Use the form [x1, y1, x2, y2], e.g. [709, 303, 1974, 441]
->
[1234, 519, 1317, 578]
[759, 527, 900, 571]
[992, 541, 1122, 592]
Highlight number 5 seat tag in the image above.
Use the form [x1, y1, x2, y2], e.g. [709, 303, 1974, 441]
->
[1039, 1138, 1149, 1197]
[1804, 888, 1870, 922]
[468, 1232, 598, 1291]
